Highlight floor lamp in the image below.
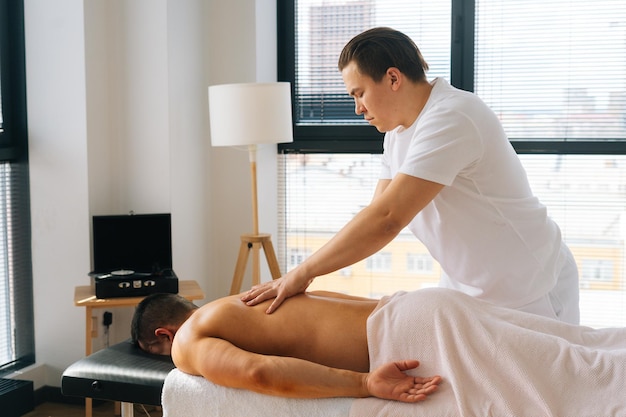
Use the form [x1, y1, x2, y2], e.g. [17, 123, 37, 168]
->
[208, 82, 293, 295]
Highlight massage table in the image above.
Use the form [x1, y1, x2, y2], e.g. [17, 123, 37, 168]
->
[61, 339, 175, 417]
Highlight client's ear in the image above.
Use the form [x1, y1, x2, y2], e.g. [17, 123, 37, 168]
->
[154, 327, 175, 342]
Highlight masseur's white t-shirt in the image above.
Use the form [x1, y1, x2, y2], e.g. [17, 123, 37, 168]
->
[381, 78, 566, 308]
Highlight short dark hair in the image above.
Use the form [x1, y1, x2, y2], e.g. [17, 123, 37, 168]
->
[131, 293, 198, 346]
[338, 27, 429, 83]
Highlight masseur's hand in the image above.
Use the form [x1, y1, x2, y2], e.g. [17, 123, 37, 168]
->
[367, 360, 441, 403]
[241, 269, 313, 314]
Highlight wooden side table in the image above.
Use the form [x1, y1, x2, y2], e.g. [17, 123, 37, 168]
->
[74, 279, 204, 417]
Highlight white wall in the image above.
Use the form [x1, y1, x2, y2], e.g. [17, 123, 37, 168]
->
[19, 0, 279, 389]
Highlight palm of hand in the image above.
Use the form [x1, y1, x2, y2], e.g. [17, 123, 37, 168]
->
[367, 360, 441, 402]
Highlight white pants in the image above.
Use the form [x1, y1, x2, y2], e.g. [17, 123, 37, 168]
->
[517, 245, 580, 325]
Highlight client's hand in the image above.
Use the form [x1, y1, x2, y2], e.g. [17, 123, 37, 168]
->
[366, 360, 441, 403]
[241, 270, 313, 314]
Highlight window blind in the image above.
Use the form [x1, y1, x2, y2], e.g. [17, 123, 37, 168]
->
[0, 162, 34, 372]
[475, 0, 626, 142]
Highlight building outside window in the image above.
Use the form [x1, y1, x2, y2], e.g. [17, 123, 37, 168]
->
[287, 248, 312, 271]
[581, 258, 616, 286]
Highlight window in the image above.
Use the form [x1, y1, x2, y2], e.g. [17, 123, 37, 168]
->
[407, 253, 434, 274]
[287, 248, 312, 271]
[337, 266, 352, 277]
[581, 259, 615, 286]
[277, 1, 626, 328]
[365, 252, 392, 272]
[0, 0, 34, 374]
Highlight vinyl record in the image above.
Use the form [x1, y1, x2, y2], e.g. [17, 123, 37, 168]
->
[111, 269, 135, 276]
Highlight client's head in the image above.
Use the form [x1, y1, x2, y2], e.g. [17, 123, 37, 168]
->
[131, 293, 198, 355]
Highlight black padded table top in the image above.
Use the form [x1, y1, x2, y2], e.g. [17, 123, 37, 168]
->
[62, 339, 175, 405]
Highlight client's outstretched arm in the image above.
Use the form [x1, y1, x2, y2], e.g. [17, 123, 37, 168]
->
[175, 337, 440, 402]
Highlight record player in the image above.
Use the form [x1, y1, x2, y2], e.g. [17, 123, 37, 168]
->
[90, 213, 179, 298]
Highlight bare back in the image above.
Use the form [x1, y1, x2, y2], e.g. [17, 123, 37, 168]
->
[172, 292, 378, 375]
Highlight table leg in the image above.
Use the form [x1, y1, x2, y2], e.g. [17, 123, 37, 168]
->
[261, 237, 281, 279]
[120, 402, 134, 417]
[85, 306, 93, 356]
[85, 306, 93, 417]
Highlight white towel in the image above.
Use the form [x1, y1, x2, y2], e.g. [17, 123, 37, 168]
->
[162, 368, 353, 417]
[350, 288, 626, 417]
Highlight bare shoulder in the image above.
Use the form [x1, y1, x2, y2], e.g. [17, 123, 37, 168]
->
[187, 295, 251, 335]
[171, 295, 244, 369]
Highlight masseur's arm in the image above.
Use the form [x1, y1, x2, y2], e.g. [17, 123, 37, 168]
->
[371, 178, 391, 201]
[242, 173, 444, 313]
[174, 336, 440, 401]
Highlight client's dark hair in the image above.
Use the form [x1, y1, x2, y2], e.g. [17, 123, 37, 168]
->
[131, 293, 198, 346]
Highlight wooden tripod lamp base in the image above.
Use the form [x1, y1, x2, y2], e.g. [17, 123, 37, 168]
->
[230, 233, 282, 295]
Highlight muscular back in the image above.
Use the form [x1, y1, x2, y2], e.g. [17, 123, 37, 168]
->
[173, 292, 377, 374]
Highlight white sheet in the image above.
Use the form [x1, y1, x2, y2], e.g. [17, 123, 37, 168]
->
[162, 368, 353, 417]
[350, 288, 626, 417]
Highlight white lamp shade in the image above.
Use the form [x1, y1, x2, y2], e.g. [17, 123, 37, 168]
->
[208, 82, 294, 147]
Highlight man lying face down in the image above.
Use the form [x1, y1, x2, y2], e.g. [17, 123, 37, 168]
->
[132, 287, 626, 415]
[131, 290, 441, 403]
